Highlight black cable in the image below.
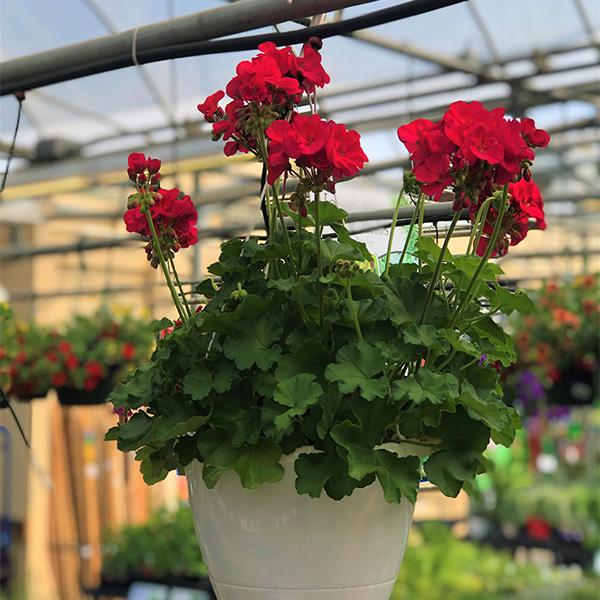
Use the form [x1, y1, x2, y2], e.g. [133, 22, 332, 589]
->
[0, 93, 24, 195]
[0, 388, 31, 450]
[0, 0, 467, 95]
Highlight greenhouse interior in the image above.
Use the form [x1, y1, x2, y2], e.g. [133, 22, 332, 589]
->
[0, 0, 599, 599]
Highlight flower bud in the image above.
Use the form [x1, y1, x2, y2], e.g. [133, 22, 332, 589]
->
[403, 171, 421, 196]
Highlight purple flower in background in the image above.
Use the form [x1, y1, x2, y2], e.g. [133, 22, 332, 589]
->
[478, 354, 488, 365]
[515, 370, 546, 404]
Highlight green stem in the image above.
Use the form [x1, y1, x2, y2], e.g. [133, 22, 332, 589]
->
[434, 348, 458, 372]
[145, 211, 187, 323]
[397, 192, 423, 268]
[346, 279, 363, 342]
[467, 197, 492, 256]
[314, 191, 324, 324]
[272, 186, 299, 281]
[383, 183, 405, 277]
[449, 183, 510, 329]
[419, 209, 461, 325]
[169, 256, 192, 317]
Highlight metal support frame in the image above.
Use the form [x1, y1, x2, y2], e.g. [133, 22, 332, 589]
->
[0, 0, 468, 95]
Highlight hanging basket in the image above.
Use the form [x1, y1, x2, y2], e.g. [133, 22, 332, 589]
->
[186, 445, 419, 600]
[57, 377, 114, 406]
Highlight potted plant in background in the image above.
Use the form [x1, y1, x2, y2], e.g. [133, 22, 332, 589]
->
[106, 40, 549, 599]
[504, 275, 599, 408]
[50, 308, 155, 406]
[0, 303, 54, 401]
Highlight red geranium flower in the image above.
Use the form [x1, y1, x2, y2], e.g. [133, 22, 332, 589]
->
[85, 360, 105, 379]
[64, 354, 79, 370]
[121, 342, 136, 361]
[84, 377, 99, 392]
[51, 372, 68, 388]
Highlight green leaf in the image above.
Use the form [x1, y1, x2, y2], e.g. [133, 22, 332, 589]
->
[423, 409, 490, 497]
[276, 339, 333, 383]
[232, 439, 285, 489]
[306, 200, 348, 226]
[223, 315, 283, 370]
[198, 429, 285, 490]
[199, 294, 273, 334]
[493, 286, 536, 315]
[342, 299, 388, 325]
[457, 380, 508, 432]
[212, 396, 262, 447]
[105, 411, 155, 452]
[272, 374, 323, 431]
[294, 452, 335, 498]
[330, 223, 372, 262]
[325, 342, 389, 400]
[320, 238, 360, 263]
[384, 277, 447, 325]
[491, 407, 522, 447]
[451, 256, 504, 281]
[414, 236, 453, 265]
[392, 369, 458, 405]
[182, 365, 212, 401]
[108, 364, 156, 409]
[374, 451, 421, 504]
[403, 324, 438, 347]
[330, 397, 420, 503]
[153, 413, 212, 442]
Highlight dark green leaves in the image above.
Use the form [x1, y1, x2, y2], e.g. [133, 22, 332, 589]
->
[106, 411, 155, 452]
[223, 315, 283, 370]
[198, 429, 285, 490]
[272, 374, 323, 431]
[325, 342, 389, 400]
[392, 369, 458, 405]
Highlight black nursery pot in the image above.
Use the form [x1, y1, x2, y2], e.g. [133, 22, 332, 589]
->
[547, 366, 599, 406]
[57, 377, 114, 406]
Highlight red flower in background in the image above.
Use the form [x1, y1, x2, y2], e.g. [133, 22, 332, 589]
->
[51, 372, 68, 388]
[84, 377, 99, 392]
[64, 354, 79, 370]
[57, 340, 72, 354]
[121, 342, 136, 361]
[85, 360, 105, 379]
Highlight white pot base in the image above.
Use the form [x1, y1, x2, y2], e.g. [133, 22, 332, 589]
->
[211, 579, 396, 600]
[187, 445, 417, 600]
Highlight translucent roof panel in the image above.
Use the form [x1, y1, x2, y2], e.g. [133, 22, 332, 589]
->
[1, 0, 598, 162]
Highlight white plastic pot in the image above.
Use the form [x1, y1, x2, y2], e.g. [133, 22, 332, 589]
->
[186, 445, 418, 600]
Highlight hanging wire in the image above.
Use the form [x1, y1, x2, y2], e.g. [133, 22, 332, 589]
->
[0, 92, 25, 197]
[0, 388, 31, 450]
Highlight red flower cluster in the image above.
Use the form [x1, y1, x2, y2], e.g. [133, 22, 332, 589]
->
[197, 41, 330, 158]
[397, 101, 550, 256]
[398, 102, 549, 203]
[127, 152, 162, 187]
[125, 187, 198, 267]
[266, 114, 368, 201]
[475, 179, 547, 257]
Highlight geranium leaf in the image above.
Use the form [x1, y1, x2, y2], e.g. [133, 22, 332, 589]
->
[392, 369, 458, 405]
[153, 413, 212, 442]
[374, 451, 421, 505]
[272, 374, 323, 431]
[457, 381, 508, 432]
[212, 397, 262, 447]
[105, 410, 155, 452]
[403, 324, 438, 346]
[384, 277, 446, 325]
[325, 342, 389, 400]
[223, 315, 283, 370]
[294, 452, 334, 498]
[232, 438, 285, 489]
[306, 200, 348, 226]
[183, 365, 212, 401]
[423, 408, 490, 497]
